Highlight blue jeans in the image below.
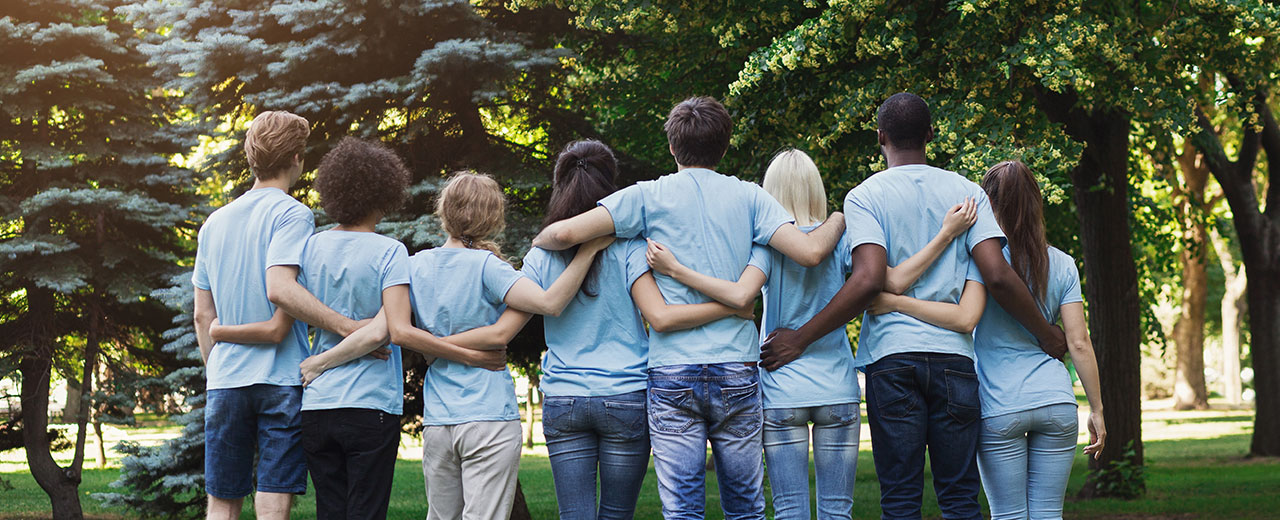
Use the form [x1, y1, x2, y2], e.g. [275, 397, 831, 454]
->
[648, 363, 765, 519]
[205, 384, 307, 498]
[542, 390, 651, 520]
[865, 353, 981, 520]
[976, 403, 1078, 520]
[763, 404, 861, 520]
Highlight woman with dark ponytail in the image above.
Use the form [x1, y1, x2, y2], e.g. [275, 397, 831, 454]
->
[520, 140, 753, 519]
[867, 160, 1105, 519]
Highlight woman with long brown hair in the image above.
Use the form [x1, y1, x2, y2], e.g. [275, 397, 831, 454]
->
[868, 160, 1104, 519]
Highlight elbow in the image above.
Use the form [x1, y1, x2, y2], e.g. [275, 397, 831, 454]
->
[1067, 336, 1093, 357]
[265, 283, 286, 307]
[387, 322, 411, 347]
[794, 249, 823, 268]
[267, 327, 291, 345]
[957, 319, 978, 335]
[645, 313, 673, 333]
[193, 308, 216, 329]
[730, 292, 756, 310]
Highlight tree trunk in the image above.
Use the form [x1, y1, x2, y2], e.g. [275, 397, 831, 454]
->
[1172, 148, 1211, 410]
[64, 382, 81, 423]
[510, 480, 533, 520]
[1245, 269, 1280, 456]
[20, 286, 85, 520]
[1063, 110, 1145, 498]
[1212, 227, 1247, 405]
[525, 381, 537, 449]
[93, 419, 106, 469]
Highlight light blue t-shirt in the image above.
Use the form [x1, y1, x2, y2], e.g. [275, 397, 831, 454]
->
[750, 229, 861, 409]
[193, 187, 314, 390]
[844, 164, 1006, 367]
[599, 168, 794, 367]
[299, 230, 410, 415]
[408, 247, 523, 426]
[975, 246, 1082, 418]
[522, 239, 650, 397]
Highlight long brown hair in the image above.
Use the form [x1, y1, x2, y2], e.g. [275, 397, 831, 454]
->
[435, 171, 506, 260]
[981, 161, 1049, 301]
[542, 140, 619, 296]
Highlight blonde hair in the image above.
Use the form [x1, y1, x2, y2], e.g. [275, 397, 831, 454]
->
[244, 111, 310, 180]
[435, 171, 506, 260]
[762, 149, 827, 226]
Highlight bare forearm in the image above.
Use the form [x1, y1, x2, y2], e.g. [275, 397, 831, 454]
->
[892, 298, 972, 334]
[794, 245, 886, 344]
[443, 310, 531, 350]
[886, 233, 950, 294]
[392, 324, 486, 365]
[647, 302, 738, 332]
[267, 267, 357, 336]
[314, 318, 389, 371]
[670, 266, 757, 309]
[195, 317, 214, 363]
[193, 289, 216, 364]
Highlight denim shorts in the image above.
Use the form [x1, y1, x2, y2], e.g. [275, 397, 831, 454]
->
[205, 384, 307, 498]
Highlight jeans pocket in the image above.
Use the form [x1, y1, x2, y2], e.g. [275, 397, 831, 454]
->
[982, 413, 1021, 437]
[944, 369, 980, 425]
[720, 382, 762, 438]
[869, 365, 917, 419]
[603, 399, 648, 441]
[825, 402, 861, 426]
[1046, 405, 1079, 433]
[763, 408, 797, 428]
[542, 397, 574, 438]
[649, 387, 695, 434]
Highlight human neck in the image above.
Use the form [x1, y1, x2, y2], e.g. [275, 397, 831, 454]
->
[335, 217, 378, 233]
[443, 236, 467, 249]
[676, 164, 715, 171]
[250, 176, 293, 192]
[882, 147, 929, 169]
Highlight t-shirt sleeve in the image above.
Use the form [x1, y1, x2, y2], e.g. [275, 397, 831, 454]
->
[380, 242, 411, 290]
[598, 184, 645, 239]
[965, 258, 985, 284]
[1059, 254, 1084, 306]
[623, 239, 650, 288]
[520, 248, 550, 289]
[966, 188, 1007, 252]
[843, 185, 886, 251]
[750, 183, 795, 245]
[482, 254, 524, 305]
[192, 231, 210, 290]
[747, 244, 772, 278]
[265, 205, 316, 268]
[836, 232, 854, 274]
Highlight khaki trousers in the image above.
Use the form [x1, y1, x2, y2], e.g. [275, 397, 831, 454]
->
[422, 420, 523, 520]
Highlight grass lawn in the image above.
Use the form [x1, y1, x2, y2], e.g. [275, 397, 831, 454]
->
[1, 405, 1275, 519]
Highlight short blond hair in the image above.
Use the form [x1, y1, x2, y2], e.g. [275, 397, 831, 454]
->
[244, 111, 310, 179]
[762, 149, 827, 226]
[436, 171, 507, 260]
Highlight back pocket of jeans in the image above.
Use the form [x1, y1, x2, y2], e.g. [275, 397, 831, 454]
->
[541, 397, 574, 438]
[944, 369, 980, 425]
[869, 366, 917, 419]
[720, 382, 762, 438]
[604, 399, 648, 441]
[649, 387, 695, 434]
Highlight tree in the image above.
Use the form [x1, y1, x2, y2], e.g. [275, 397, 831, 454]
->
[93, 274, 208, 519]
[1176, 0, 1280, 456]
[0, 1, 202, 518]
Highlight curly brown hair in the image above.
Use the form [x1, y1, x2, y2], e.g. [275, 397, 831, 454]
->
[315, 137, 411, 226]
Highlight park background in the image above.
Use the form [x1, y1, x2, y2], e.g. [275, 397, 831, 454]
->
[2, 0, 1279, 518]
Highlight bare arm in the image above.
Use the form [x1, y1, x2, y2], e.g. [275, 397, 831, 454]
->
[531, 206, 616, 250]
[442, 308, 534, 351]
[383, 284, 508, 370]
[630, 272, 751, 332]
[884, 198, 977, 294]
[645, 239, 766, 309]
[299, 308, 391, 386]
[266, 265, 360, 337]
[209, 308, 295, 345]
[193, 288, 217, 364]
[504, 236, 613, 316]
[868, 280, 987, 334]
[760, 243, 887, 371]
[766, 212, 845, 267]
[971, 238, 1067, 359]
[1061, 301, 1105, 458]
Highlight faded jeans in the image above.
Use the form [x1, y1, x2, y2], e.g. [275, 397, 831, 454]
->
[976, 403, 1079, 520]
[542, 390, 651, 520]
[647, 362, 765, 519]
[762, 403, 861, 520]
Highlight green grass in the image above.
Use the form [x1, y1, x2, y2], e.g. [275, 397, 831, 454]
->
[2, 409, 1277, 519]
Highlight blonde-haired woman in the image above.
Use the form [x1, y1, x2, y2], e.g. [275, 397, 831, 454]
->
[646, 149, 977, 519]
[385, 172, 612, 520]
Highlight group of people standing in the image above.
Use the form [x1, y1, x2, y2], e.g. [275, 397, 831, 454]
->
[193, 92, 1105, 520]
